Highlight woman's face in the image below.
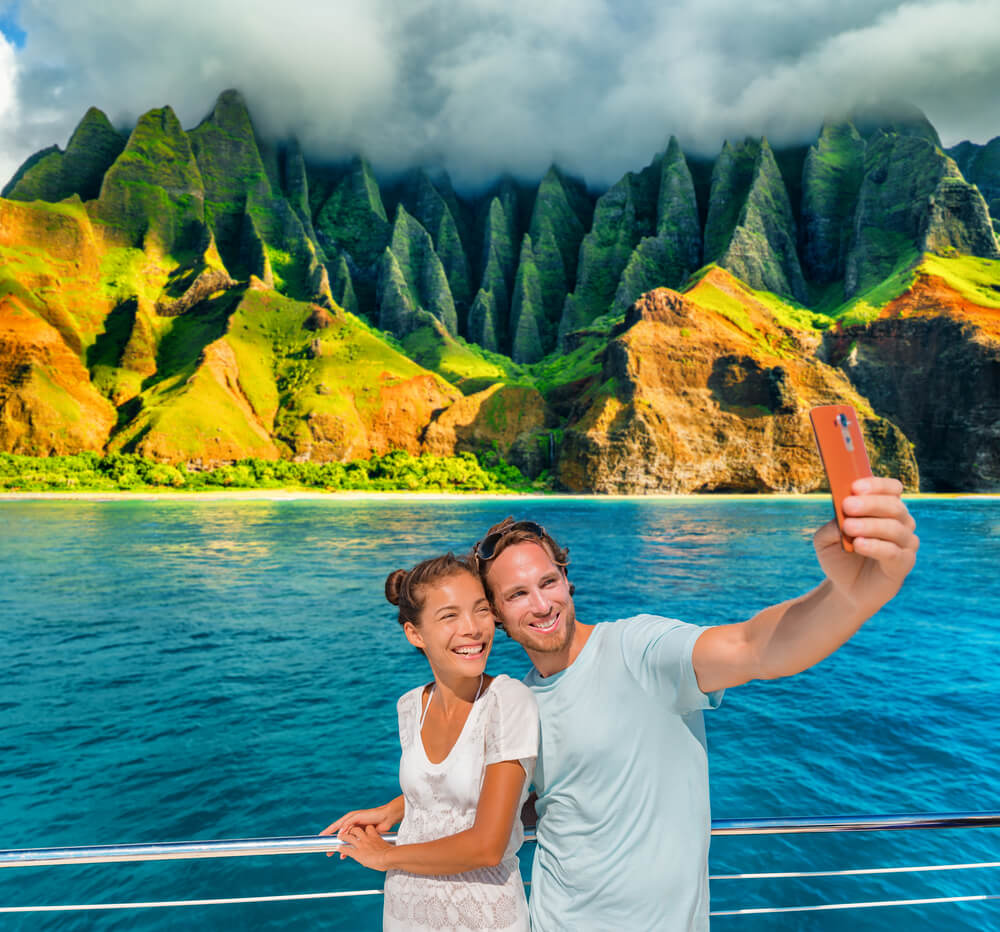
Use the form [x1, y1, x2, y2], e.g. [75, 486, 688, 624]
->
[405, 571, 495, 681]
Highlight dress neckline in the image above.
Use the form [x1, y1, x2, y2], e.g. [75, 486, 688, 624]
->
[417, 674, 491, 768]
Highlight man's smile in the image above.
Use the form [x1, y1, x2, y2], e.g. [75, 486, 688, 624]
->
[529, 613, 560, 632]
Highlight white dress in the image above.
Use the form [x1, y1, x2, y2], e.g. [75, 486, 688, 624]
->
[382, 674, 539, 932]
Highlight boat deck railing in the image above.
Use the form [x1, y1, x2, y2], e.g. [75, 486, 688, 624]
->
[2, 811, 999, 918]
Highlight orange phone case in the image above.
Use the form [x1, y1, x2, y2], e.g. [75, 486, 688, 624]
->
[809, 405, 873, 552]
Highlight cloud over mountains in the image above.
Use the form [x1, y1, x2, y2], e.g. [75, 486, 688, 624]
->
[2, 0, 1000, 189]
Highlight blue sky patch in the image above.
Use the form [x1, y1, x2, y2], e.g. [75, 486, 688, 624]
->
[0, 2, 26, 48]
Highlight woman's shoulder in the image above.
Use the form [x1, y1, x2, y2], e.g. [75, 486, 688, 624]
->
[396, 682, 431, 714]
[484, 673, 538, 711]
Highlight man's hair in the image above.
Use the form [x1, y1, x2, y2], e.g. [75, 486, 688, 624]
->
[385, 553, 478, 653]
[473, 517, 574, 612]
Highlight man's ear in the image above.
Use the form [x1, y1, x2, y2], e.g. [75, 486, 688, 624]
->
[403, 621, 424, 651]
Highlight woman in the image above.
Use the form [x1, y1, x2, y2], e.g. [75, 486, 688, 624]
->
[322, 553, 538, 931]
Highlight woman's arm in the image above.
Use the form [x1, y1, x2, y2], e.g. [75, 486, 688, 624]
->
[339, 760, 526, 874]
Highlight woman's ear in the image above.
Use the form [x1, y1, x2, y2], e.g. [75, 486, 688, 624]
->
[403, 621, 424, 651]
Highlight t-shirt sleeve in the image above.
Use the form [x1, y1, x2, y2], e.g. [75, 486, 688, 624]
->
[396, 689, 416, 750]
[483, 677, 540, 778]
[619, 615, 724, 714]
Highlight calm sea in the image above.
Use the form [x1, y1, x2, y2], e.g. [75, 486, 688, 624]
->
[1, 497, 998, 931]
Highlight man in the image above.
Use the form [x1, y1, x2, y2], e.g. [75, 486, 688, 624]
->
[472, 477, 919, 931]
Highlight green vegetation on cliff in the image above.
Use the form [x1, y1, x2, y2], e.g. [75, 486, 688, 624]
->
[4, 108, 126, 203]
[801, 121, 865, 283]
[93, 106, 207, 257]
[4, 91, 1000, 492]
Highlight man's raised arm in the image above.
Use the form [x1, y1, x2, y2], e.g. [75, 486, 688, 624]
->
[692, 477, 919, 694]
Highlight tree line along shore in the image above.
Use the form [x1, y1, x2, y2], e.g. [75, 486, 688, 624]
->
[0, 450, 544, 494]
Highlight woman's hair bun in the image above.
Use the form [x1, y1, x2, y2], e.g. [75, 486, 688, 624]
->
[384, 569, 407, 606]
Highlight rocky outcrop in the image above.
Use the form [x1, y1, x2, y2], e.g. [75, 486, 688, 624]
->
[422, 383, 551, 464]
[528, 167, 590, 350]
[705, 138, 807, 302]
[3, 108, 126, 204]
[281, 138, 320, 245]
[0, 295, 117, 455]
[92, 106, 207, 256]
[846, 133, 999, 296]
[509, 235, 545, 363]
[612, 137, 702, 316]
[922, 175, 1000, 259]
[563, 158, 660, 338]
[396, 170, 472, 317]
[849, 100, 942, 147]
[188, 89, 273, 269]
[466, 288, 501, 352]
[476, 193, 518, 339]
[376, 206, 457, 337]
[948, 136, 1000, 226]
[801, 122, 865, 283]
[331, 253, 359, 316]
[823, 270, 1000, 490]
[313, 157, 390, 314]
[556, 270, 918, 493]
[155, 266, 237, 317]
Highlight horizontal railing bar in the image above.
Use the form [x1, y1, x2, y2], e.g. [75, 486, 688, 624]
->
[710, 860, 1000, 881]
[2, 811, 999, 869]
[710, 811, 1000, 835]
[710, 893, 1000, 916]
[0, 890, 385, 913]
[0, 835, 392, 869]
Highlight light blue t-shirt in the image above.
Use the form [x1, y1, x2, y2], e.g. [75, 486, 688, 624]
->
[524, 616, 723, 931]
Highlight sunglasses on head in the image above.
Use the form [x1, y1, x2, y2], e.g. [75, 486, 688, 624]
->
[474, 520, 546, 562]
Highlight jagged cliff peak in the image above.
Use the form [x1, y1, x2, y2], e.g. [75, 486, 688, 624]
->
[846, 100, 941, 148]
[705, 137, 807, 302]
[3, 106, 126, 204]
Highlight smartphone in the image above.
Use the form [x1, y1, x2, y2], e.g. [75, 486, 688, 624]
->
[809, 405, 873, 552]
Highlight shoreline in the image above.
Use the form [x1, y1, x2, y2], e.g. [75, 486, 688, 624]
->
[1, 489, 996, 503]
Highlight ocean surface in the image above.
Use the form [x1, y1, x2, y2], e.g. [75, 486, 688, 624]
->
[1, 496, 998, 931]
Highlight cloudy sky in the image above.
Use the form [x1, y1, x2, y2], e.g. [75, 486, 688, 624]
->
[1, 0, 999, 191]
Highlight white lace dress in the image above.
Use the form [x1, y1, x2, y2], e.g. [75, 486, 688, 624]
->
[382, 674, 538, 932]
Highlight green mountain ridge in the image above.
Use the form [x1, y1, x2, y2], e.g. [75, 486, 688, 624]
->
[2, 89, 1000, 491]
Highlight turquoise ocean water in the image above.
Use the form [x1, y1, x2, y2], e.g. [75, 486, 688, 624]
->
[1, 497, 998, 930]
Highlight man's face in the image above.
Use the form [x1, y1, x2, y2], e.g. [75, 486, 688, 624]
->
[485, 541, 575, 656]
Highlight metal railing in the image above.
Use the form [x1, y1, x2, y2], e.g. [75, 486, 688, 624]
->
[2, 811, 999, 917]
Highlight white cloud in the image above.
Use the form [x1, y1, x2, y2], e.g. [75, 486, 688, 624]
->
[0, 32, 21, 186]
[2, 0, 999, 192]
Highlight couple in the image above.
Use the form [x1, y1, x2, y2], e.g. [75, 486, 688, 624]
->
[322, 477, 919, 931]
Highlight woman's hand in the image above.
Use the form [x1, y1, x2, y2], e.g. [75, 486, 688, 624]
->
[337, 824, 395, 871]
[321, 804, 396, 837]
[320, 796, 404, 857]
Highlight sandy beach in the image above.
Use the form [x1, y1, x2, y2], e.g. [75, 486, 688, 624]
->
[1, 489, 994, 502]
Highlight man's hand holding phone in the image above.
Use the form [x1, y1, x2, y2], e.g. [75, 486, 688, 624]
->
[810, 405, 919, 615]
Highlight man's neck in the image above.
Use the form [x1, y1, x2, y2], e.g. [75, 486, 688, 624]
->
[528, 621, 595, 678]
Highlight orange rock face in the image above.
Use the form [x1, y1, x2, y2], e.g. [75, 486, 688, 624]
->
[291, 372, 461, 463]
[0, 296, 116, 454]
[557, 272, 919, 493]
[825, 272, 1000, 490]
[421, 384, 551, 462]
